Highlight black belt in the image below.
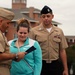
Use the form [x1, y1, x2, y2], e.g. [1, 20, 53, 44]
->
[42, 59, 59, 63]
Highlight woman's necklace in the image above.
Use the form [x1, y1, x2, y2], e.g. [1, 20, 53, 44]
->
[17, 40, 24, 52]
[17, 40, 20, 52]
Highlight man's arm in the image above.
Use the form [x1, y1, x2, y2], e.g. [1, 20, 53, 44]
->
[59, 49, 68, 75]
[0, 52, 26, 62]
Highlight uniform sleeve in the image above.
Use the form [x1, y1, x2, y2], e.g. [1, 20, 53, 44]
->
[4, 37, 10, 53]
[0, 37, 9, 53]
[0, 43, 4, 52]
[60, 30, 68, 50]
[33, 41, 42, 75]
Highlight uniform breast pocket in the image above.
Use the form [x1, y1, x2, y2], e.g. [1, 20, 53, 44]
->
[52, 37, 61, 49]
[53, 38, 61, 43]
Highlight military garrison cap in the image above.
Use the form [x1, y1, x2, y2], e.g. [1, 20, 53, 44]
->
[41, 5, 53, 14]
[0, 7, 14, 20]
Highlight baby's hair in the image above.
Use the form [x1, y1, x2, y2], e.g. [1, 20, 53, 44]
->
[16, 18, 30, 32]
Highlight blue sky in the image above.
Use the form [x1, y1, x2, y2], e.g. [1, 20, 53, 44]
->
[0, 0, 75, 36]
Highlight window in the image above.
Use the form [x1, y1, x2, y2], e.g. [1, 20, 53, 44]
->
[21, 0, 26, 3]
[12, 0, 20, 3]
[70, 39, 72, 42]
[12, 0, 16, 3]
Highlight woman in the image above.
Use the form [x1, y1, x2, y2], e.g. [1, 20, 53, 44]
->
[8, 18, 42, 75]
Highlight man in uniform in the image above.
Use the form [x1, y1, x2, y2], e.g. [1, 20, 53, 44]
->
[29, 5, 68, 75]
[0, 7, 26, 75]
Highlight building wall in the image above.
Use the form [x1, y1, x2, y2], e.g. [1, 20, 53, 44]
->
[12, 0, 27, 9]
[12, 3, 26, 9]
[34, 13, 40, 20]
[66, 36, 75, 46]
[29, 7, 34, 19]
[5, 23, 16, 41]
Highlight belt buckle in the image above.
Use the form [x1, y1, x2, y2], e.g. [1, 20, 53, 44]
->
[46, 60, 52, 63]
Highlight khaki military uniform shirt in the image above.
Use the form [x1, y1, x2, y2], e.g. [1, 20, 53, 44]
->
[0, 30, 11, 66]
[29, 24, 68, 62]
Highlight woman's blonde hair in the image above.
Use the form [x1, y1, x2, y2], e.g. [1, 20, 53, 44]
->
[16, 18, 31, 32]
[17, 18, 30, 25]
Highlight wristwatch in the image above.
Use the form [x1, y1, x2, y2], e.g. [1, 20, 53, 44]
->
[14, 53, 18, 61]
[16, 53, 18, 59]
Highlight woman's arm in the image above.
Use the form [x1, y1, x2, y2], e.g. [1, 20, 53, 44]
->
[33, 41, 42, 75]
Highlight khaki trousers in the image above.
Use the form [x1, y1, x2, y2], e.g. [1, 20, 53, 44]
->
[0, 66, 10, 75]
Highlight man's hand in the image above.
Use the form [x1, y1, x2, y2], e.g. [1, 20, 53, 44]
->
[63, 69, 68, 75]
[15, 52, 27, 62]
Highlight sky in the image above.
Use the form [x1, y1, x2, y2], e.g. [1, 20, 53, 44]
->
[0, 0, 75, 36]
